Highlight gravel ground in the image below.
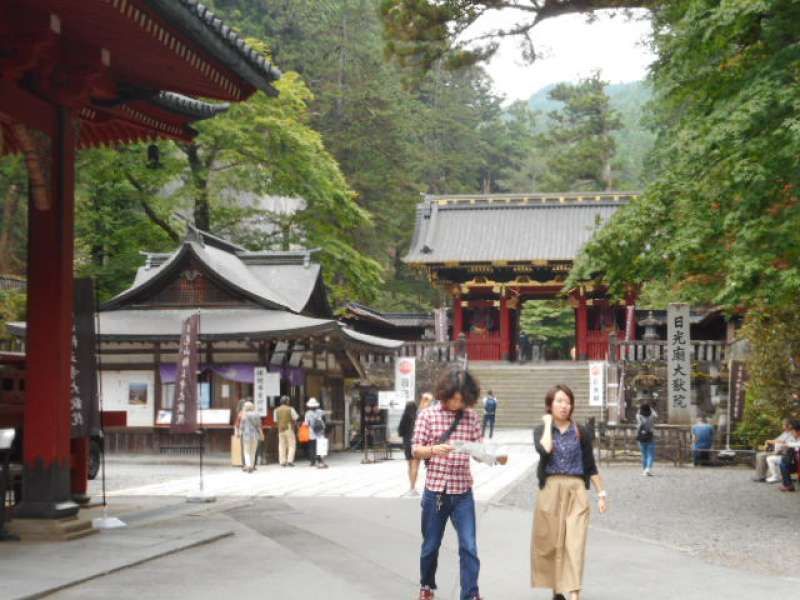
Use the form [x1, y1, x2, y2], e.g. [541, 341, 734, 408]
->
[500, 463, 800, 578]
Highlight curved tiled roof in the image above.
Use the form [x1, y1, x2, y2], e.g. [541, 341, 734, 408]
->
[405, 192, 637, 264]
[153, 92, 230, 120]
[147, 0, 282, 95]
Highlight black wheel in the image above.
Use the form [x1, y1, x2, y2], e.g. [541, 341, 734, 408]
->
[88, 439, 102, 480]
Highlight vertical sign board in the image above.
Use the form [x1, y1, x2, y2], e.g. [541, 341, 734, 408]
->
[588, 361, 605, 407]
[171, 314, 199, 433]
[391, 357, 416, 443]
[667, 303, 692, 422]
[253, 367, 268, 417]
[729, 361, 749, 422]
[434, 307, 448, 343]
[71, 278, 100, 438]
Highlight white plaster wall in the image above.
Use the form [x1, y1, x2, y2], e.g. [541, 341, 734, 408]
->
[100, 371, 155, 427]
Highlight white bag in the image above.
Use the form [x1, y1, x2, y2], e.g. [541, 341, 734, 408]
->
[315, 437, 329, 457]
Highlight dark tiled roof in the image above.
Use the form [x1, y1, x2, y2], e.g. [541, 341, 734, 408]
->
[153, 92, 230, 120]
[146, 0, 282, 95]
[344, 303, 434, 329]
[404, 193, 636, 264]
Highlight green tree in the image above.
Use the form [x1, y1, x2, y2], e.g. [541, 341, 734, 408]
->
[520, 300, 575, 355]
[0, 156, 27, 276]
[537, 73, 623, 192]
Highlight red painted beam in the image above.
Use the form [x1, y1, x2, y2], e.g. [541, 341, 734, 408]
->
[0, 79, 57, 136]
[16, 106, 79, 519]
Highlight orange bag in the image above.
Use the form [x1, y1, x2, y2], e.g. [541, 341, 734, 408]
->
[298, 422, 311, 443]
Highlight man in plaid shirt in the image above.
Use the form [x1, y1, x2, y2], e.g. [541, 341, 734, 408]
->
[413, 367, 497, 600]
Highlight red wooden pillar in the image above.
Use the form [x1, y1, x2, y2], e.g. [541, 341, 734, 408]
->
[452, 295, 464, 340]
[576, 293, 589, 361]
[16, 107, 79, 519]
[499, 294, 511, 361]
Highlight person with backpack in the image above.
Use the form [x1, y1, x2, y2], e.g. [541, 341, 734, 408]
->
[481, 390, 497, 439]
[636, 403, 657, 476]
[304, 397, 329, 469]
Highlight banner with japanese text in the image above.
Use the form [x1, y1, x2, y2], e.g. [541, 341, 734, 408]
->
[667, 303, 691, 413]
[729, 361, 749, 422]
[171, 314, 199, 433]
[70, 278, 100, 438]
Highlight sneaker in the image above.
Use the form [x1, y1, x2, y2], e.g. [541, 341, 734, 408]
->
[553, 594, 567, 600]
[765, 477, 780, 484]
[317, 463, 329, 469]
[778, 484, 795, 492]
[642, 470, 648, 476]
[646, 469, 654, 477]
[287, 463, 295, 467]
[418, 586, 435, 599]
[752, 477, 766, 482]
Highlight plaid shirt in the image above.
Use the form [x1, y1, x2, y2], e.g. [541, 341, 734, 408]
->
[413, 404, 482, 494]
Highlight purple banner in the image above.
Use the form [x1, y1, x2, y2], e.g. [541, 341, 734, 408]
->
[171, 315, 199, 433]
[160, 364, 304, 387]
[729, 361, 749, 422]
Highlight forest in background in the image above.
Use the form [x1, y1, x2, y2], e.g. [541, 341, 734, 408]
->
[0, 0, 652, 330]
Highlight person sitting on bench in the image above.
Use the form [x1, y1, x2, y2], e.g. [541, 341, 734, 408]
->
[691, 415, 714, 466]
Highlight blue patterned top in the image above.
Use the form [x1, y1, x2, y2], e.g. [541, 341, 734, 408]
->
[545, 424, 584, 476]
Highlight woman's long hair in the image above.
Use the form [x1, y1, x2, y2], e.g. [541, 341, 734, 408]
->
[401, 401, 417, 422]
[435, 367, 480, 406]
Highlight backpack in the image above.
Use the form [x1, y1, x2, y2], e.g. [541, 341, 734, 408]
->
[311, 413, 325, 435]
[485, 396, 497, 416]
[636, 419, 654, 443]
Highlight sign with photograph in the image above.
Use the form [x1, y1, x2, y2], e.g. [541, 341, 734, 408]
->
[588, 361, 605, 407]
[128, 383, 149, 405]
[171, 314, 199, 433]
[667, 303, 692, 411]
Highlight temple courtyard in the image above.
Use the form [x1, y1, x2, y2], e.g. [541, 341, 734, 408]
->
[1, 432, 797, 599]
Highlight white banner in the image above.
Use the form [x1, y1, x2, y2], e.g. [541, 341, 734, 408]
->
[667, 303, 691, 411]
[390, 357, 416, 442]
[254, 368, 281, 417]
[588, 361, 606, 407]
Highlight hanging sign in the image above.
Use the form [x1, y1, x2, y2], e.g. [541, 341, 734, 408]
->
[667, 303, 691, 410]
[171, 314, 199, 433]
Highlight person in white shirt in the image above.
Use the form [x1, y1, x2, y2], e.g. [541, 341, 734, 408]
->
[753, 419, 797, 483]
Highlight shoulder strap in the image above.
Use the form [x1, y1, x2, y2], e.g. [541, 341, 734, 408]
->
[437, 410, 464, 444]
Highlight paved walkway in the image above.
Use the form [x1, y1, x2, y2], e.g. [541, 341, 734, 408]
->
[101, 430, 536, 503]
[39, 497, 800, 600]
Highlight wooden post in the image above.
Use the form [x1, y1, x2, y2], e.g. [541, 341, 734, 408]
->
[500, 293, 511, 361]
[576, 292, 589, 361]
[452, 295, 464, 341]
[17, 107, 79, 519]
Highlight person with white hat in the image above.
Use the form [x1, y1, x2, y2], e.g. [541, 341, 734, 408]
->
[303, 398, 329, 468]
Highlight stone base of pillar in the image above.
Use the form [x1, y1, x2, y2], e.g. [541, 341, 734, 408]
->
[7, 515, 96, 542]
[14, 460, 80, 520]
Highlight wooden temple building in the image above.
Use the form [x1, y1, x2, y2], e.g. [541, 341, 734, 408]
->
[404, 192, 640, 362]
[340, 303, 435, 342]
[10, 229, 402, 453]
[0, 0, 284, 526]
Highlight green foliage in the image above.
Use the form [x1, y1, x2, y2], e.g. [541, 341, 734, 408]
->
[572, 0, 800, 311]
[0, 156, 27, 275]
[735, 305, 800, 446]
[520, 300, 575, 353]
[0, 289, 25, 341]
[537, 73, 623, 192]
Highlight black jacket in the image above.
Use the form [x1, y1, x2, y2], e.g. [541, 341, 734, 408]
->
[533, 423, 599, 490]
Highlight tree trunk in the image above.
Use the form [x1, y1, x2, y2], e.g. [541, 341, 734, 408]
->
[185, 143, 210, 231]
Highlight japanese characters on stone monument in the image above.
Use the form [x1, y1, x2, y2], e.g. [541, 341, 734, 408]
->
[667, 303, 691, 420]
[171, 314, 199, 433]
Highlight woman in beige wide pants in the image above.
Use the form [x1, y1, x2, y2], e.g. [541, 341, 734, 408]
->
[531, 385, 607, 600]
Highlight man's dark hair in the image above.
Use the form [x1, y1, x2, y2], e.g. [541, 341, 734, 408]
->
[434, 367, 480, 406]
[280, 395, 290, 405]
[487, 389, 493, 396]
[639, 403, 652, 417]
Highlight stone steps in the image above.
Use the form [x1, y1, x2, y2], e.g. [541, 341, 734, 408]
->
[469, 362, 601, 428]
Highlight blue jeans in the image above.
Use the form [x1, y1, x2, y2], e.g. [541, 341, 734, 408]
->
[482, 414, 495, 438]
[639, 441, 656, 470]
[780, 452, 797, 488]
[420, 488, 480, 599]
